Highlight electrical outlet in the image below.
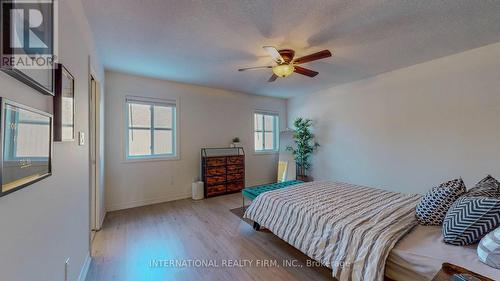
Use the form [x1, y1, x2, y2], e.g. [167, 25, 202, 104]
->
[65, 258, 70, 281]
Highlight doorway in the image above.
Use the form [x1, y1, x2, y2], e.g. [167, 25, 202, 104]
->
[89, 68, 102, 244]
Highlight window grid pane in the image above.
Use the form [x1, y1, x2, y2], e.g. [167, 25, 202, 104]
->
[127, 100, 176, 158]
[154, 105, 173, 129]
[255, 114, 263, 131]
[128, 103, 151, 128]
[264, 132, 274, 150]
[128, 128, 151, 156]
[154, 130, 173, 155]
[264, 115, 274, 131]
[254, 131, 263, 151]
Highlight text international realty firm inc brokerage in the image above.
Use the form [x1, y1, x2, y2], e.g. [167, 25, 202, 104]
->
[149, 259, 349, 269]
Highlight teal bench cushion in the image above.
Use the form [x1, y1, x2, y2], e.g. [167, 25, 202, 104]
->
[242, 180, 303, 200]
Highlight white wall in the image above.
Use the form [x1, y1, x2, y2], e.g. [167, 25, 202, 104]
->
[0, 0, 104, 281]
[105, 71, 286, 211]
[288, 42, 500, 194]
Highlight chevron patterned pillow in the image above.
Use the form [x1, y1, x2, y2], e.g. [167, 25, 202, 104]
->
[443, 196, 500, 246]
[466, 175, 500, 197]
[415, 178, 466, 225]
[478, 226, 500, 269]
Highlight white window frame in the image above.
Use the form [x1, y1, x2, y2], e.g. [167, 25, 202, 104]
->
[254, 110, 279, 153]
[124, 96, 179, 162]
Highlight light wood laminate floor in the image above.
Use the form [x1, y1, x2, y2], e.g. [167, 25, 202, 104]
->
[86, 193, 332, 281]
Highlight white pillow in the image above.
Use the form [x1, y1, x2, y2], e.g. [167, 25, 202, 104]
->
[478, 226, 500, 269]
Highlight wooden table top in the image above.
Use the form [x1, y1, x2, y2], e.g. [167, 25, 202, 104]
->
[432, 263, 494, 281]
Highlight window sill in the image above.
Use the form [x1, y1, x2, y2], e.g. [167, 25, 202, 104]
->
[123, 155, 180, 163]
[254, 151, 279, 155]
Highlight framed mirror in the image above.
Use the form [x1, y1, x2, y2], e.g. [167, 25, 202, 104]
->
[53, 64, 75, 141]
[0, 98, 52, 197]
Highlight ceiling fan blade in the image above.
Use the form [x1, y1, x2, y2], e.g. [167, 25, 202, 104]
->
[294, 66, 319, 77]
[268, 74, 278, 82]
[263, 46, 284, 64]
[238, 66, 272, 71]
[293, 50, 332, 65]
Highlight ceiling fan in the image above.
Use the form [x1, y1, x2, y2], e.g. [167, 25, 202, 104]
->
[238, 46, 332, 82]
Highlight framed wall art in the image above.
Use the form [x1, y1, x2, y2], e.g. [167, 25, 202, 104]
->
[0, 0, 56, 95]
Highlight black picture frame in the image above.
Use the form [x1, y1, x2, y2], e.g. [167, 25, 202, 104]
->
[0, 0, 55, 96]
[0, 98, 53, 197]
[53, 63, 75, 142]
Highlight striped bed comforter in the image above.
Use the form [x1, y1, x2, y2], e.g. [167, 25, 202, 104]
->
[243, 181, 421, 281]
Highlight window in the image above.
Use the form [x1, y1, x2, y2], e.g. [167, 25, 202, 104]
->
[125, 97, 176, 159]
[254, 112, 279, 152]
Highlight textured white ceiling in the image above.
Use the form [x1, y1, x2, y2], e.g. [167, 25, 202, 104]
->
[82, 0, 500, 98]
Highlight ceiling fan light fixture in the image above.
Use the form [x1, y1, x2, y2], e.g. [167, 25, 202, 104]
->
[272, 64, 294, 78]
[239, 47, 331, 81]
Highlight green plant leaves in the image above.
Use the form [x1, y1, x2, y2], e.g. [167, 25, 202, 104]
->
[287, 117, 319, 176]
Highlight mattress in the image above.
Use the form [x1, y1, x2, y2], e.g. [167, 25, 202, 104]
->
[386, 225, 500, 280]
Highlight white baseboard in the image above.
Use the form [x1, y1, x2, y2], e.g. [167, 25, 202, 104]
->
[98, 210, 106, 230]
[77, 253, 91, 281]
[106, 193, 191, 212]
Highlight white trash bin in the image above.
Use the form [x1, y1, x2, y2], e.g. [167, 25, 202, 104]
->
[192, 181, 204, 200]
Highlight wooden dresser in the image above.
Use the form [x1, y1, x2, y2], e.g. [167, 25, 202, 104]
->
[201, 148, 245, 198]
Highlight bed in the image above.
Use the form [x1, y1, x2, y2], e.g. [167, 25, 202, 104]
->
[243, 181, 421, 281]
[243, 181, 500, 281]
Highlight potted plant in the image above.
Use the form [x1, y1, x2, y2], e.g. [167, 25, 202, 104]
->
[230, 137, 241, 148]
[286, 118, 319, 181]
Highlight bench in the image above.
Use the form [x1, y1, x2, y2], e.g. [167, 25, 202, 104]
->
[241, 180, 303, 230]
[242, 180, 303, 206]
